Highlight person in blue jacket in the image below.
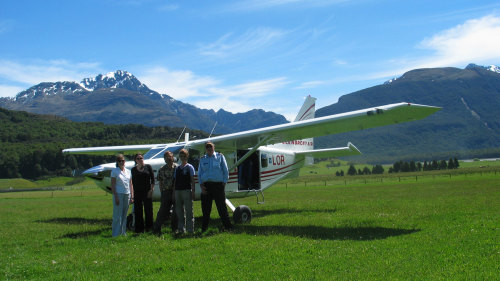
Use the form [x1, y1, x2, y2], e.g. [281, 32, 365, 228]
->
[197, 142, 233, 232]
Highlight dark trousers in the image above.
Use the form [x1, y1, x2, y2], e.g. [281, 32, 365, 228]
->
[201, 182, 232, 231]
[134, 189, 153, 233]
[154, 189, 177, 232]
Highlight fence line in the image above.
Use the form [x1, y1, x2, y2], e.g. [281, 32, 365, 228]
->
[280, 170, 498, 189]
[1, 170, 497, 199]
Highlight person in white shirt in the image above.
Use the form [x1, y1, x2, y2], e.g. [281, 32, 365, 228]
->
[110, 154, 134, 237]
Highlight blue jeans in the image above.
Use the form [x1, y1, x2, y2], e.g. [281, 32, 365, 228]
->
[175, 189, 194, 233]
[112, 193, 130, 237]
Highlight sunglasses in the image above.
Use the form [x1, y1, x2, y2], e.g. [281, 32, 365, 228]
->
[117, 160, 125, 163]
[205, 146, 213, 149]
[136, 157, 143, 160]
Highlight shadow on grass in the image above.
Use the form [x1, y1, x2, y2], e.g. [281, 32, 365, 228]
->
[59, 228, 110, 239]
[234, 225, 420, 241]
[38, 217, 112, 239]
[38, 217, 111, 225]
[251, 208, 338, 218]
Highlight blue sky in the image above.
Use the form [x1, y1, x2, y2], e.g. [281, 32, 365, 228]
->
[1, 0, 499, 120]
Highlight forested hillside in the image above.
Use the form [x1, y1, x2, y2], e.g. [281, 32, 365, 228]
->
[0, 108, 208, 179]
[316, 65, 500, 163]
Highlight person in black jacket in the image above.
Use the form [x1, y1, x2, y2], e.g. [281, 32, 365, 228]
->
[131, 153, 155, 233]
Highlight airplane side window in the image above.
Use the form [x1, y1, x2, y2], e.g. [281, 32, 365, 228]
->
[144, 148, 165, 159]
[261, 153, 268, 168]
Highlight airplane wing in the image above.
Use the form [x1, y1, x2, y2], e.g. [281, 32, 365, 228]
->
[62, 144, 163, 155]
[186, 102, 440, 152]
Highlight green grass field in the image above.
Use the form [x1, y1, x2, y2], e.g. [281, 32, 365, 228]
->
[1, 171, 498, 280]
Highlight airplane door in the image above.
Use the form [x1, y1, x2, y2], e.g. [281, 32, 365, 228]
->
[237, 150, 261, 190]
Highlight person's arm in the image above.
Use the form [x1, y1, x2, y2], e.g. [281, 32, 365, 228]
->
[220, 153, 229, 186]
[111, 177, 119, 205]
[149, 165, 155, 190]
[172, 167, 176, 202]
[157, 168, 164, 190]
[198, 159, 206, 194]
[147, 165, 154, 198]
[129, 178, 134, 204]
[190, 165, 195, 200]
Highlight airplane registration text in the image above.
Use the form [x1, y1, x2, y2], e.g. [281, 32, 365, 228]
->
[270, 154, 286, 166]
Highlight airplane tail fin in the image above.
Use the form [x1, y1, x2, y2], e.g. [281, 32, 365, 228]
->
[271, 96, 315, 161]
[294, 95, 316, 122]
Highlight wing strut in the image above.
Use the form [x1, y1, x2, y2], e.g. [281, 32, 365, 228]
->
[228, 135, 272, 172]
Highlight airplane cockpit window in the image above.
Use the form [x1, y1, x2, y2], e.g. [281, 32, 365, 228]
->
[144, 145, 184, 159]
[144, 147, 164, 159]
[261, 153, 268, 168]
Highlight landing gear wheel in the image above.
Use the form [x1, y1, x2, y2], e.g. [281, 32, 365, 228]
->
[233, 205, 252, 224]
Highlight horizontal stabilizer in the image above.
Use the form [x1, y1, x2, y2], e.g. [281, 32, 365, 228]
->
[294, 142, 361, 158]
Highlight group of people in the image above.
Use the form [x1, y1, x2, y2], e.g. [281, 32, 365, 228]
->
[110, 142, 233, 237]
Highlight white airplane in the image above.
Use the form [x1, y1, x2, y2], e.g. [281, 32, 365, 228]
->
[63, 96, 440, 223]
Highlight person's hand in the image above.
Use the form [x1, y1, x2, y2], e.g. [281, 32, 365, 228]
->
[147, 190, 153, 199]
[201, 184, 207, 194]
[130, 197, 134, 205]
[114, 195, 120, 206]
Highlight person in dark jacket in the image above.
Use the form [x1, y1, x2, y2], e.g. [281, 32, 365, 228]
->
[174, 149, 195, 234]
[131, 153, 155, 233]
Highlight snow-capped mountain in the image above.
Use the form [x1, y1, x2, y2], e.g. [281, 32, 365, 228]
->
[384, 63, 499, 85]
[79, 70, 157, 96]
[14, 81, 88, 102]
[0, 71, 287, 134]
[466, 63, 500, 73]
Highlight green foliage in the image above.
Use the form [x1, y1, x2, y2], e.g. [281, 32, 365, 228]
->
[0, 108, 208, 179]
[390, 157, 461, 173]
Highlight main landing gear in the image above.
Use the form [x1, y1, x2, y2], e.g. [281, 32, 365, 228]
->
[225, 199, 252, 224]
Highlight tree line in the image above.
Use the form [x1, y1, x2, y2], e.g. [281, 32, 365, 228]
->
[388, 158, 459, 173]
[335, 164, 385, 176]
[0, 108, 208, 179]
[334, 157, 459, 177]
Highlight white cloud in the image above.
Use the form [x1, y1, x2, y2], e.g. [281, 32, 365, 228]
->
[198, 28, 287, 59]
[0, 85, 24, 98]
[0, 59, 101, 88]
[208, 77, 289, 98]
[138, 66, 289, 113]
[416, 15, 500, 68]
[294, 80, 327, 90]
[138, 66, 220, 98]
[158, 4, 179, 12]
[367, 14, 500, 80]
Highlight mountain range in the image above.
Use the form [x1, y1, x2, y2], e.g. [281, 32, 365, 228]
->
[315, 63, 500, 162]
[0, 70, 286, 134]
[1, 64, 499, 162]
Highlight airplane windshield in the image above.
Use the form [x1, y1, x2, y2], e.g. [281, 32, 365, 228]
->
[144, 145, 184, 159]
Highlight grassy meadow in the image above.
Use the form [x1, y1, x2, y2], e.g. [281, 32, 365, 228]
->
[1, 169, 499, 280]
